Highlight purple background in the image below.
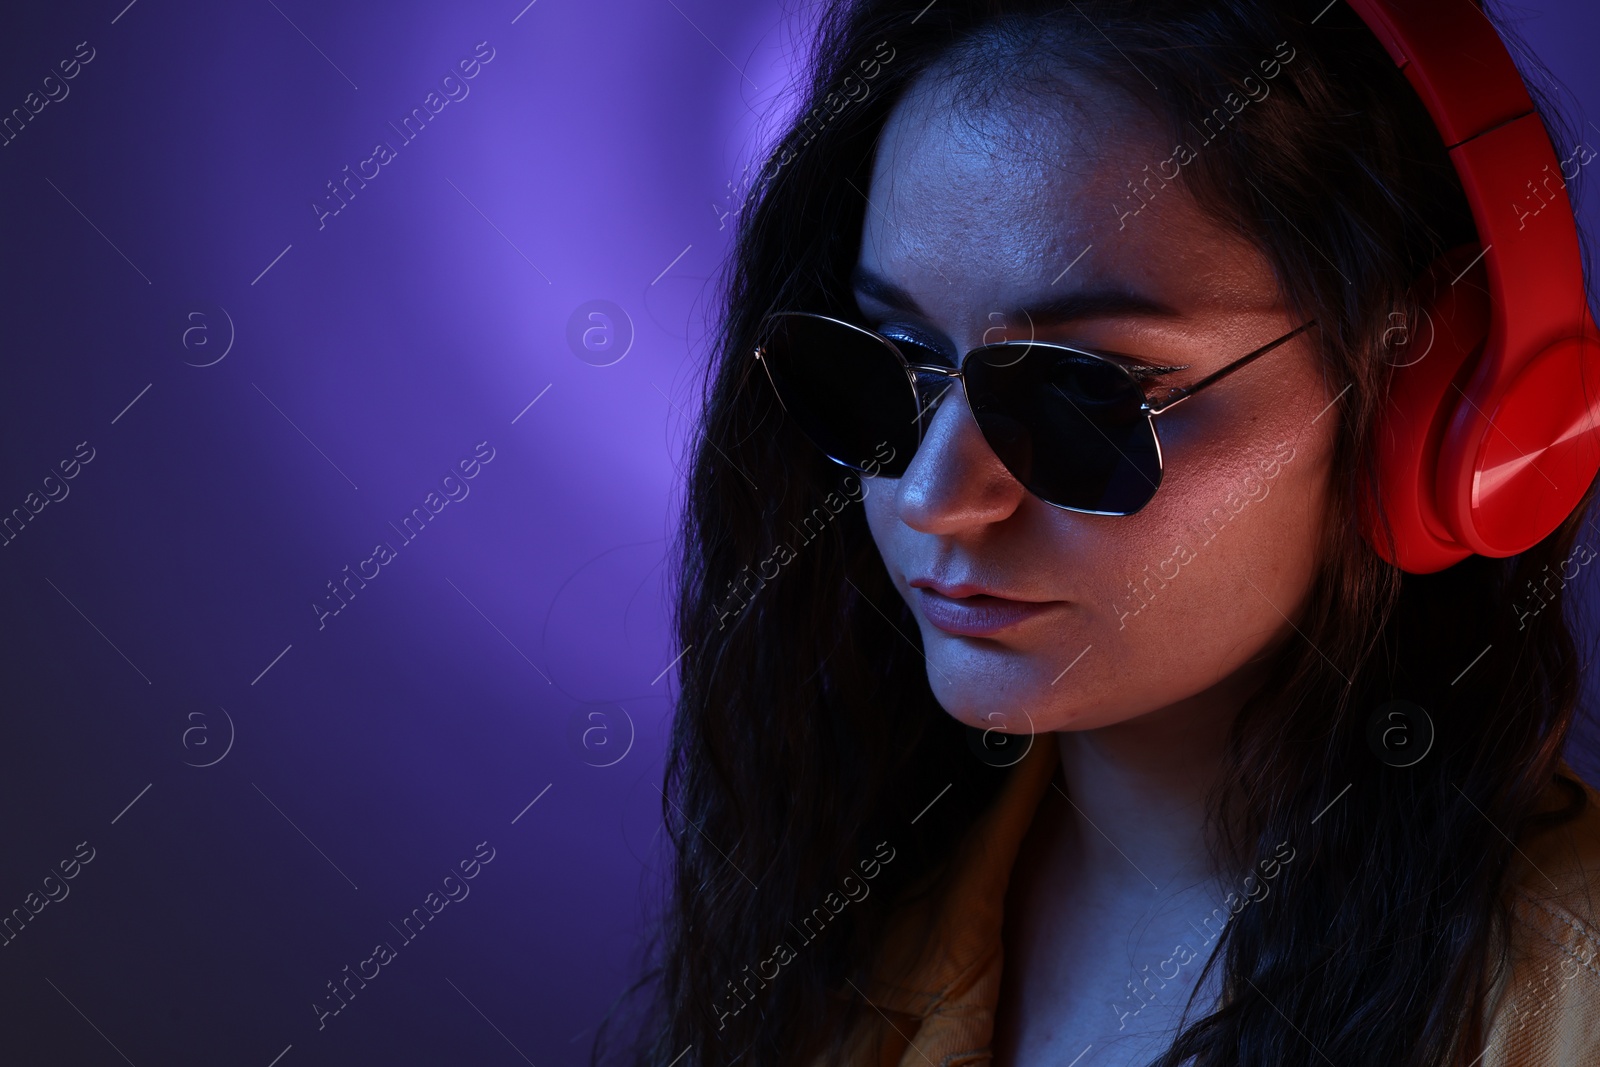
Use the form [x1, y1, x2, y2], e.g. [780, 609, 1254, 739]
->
[0, 1, 1597, 1063]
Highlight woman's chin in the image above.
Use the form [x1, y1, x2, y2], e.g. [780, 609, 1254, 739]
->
[933, 692, 1041, 737]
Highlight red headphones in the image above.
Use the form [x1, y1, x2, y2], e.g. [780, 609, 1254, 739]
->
[1344, 0, 1600, 573]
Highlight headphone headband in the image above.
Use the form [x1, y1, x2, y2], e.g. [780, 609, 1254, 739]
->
[1347, 0, 1530, 144]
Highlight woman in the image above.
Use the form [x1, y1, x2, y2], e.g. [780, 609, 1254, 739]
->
[601, 1, 1600, 1064]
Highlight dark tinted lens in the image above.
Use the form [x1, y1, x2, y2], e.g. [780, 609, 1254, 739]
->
[755, 314, 920, 474]
[966, 343, 1162, 514]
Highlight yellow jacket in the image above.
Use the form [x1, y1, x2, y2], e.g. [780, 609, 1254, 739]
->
[814, 739, 1600, 1066]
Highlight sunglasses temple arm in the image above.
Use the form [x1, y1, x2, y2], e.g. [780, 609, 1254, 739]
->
[752, 346, 800, 419]
[1145, 320, 1319, 416]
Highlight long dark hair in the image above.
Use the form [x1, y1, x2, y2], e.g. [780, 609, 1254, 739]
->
[596, 2, 1600, 1064]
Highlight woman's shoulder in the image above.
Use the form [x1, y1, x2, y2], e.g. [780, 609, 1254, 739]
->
[1505, 761, 1600, 941]
[1479, 761, 1600, 1065]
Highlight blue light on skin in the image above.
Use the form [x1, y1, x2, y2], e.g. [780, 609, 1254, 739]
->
[852, 60, 1337, 1067]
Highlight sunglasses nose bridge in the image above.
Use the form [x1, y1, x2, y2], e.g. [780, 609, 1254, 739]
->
[907, 363, 964, 431]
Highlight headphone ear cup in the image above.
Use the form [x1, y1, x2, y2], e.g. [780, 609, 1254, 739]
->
[1437, 322, 1600, 559]
[1362, 244, 1491, 573]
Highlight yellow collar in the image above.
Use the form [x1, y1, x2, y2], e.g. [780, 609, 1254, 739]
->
[852, 737, 1060, 1029]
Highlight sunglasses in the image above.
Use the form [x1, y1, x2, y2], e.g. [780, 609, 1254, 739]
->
[752, 312, 1317, 516]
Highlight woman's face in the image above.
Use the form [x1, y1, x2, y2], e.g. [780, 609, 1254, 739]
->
[855, 68, 1338, 737]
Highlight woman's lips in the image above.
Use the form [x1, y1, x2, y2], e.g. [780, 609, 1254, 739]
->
[914, 587, 1061, 637]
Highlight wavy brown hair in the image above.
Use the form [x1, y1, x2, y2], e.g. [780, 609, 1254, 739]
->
[595, 1, 1600, 1064]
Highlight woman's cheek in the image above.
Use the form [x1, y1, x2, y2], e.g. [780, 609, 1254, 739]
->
[862, 482, 910, 596]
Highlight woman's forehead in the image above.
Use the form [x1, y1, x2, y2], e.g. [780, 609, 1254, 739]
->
[856, 86, 1274, 339]
[886, 55, 1157, 163]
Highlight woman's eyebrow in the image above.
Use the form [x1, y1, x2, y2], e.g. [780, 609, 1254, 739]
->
[850, 264, 1183, 324]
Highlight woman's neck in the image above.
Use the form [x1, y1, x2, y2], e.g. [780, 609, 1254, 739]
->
[1051, 659, 1268, 896]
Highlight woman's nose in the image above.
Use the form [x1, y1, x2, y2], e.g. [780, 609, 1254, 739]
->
[893, 376, 1028, 534]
